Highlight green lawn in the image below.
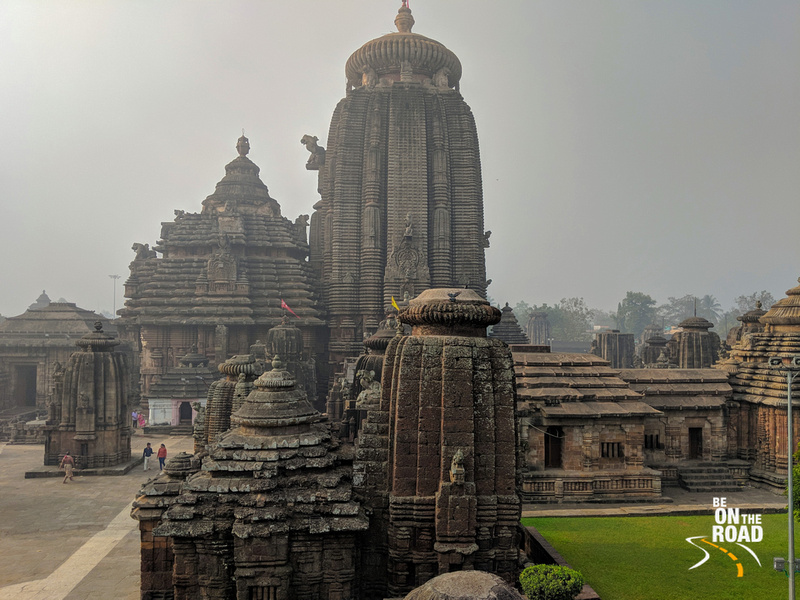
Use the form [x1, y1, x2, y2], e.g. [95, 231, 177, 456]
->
[524, 514, 797, 600]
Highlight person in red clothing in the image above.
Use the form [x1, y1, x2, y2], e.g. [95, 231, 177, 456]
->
[157, 444, 167, 470]
[60, 451, 75, 484]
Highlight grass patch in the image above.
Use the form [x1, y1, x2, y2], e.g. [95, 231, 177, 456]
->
[524, 513, 796, 600]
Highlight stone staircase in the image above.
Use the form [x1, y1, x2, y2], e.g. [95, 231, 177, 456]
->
[171, 424, 194, 436]
[677, 462, 742, 493]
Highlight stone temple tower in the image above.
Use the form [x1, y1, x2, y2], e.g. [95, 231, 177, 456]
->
[310, 3, 489, 361]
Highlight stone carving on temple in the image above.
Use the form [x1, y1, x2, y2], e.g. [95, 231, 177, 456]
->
[136, 356, 368, 599]
[300, 134, 326, 170]
[312, 3, 486, 363]
[354, 288, 521, 596]
[43, 321, 131, 469]
[117, 135, 324, 401]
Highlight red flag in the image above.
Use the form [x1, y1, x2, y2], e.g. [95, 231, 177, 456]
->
[281, 298, 300, 319]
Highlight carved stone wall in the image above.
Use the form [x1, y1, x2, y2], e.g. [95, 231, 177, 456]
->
[313, 5, 488, 363]
[354, 289, 519, 596]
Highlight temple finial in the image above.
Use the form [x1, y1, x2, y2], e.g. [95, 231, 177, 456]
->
[395, 2, 414, 33]
[236, 133, 250, 157]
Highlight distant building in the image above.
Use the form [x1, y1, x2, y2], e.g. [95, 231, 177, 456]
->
[0, 296, 123, 415]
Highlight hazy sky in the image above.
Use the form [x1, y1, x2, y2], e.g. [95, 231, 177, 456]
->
[1, 1, 798, 319]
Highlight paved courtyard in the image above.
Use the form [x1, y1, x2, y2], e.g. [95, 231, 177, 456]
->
[0, 432, 193, 600]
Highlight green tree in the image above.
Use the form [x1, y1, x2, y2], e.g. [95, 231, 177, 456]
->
[734, 291, 775, 313]
[554, 297, 593, 342]
[514, 300, 534, 328]
[615, 291, 658, 338]
[519, 565, 584, 600]
[697, 294, 723, 325]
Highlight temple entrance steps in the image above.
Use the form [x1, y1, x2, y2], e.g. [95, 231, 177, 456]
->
[170, 424, 194, 436]
[677, 462, 743, 493]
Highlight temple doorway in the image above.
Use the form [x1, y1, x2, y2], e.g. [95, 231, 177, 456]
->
[689, 427, 703, 459]
[14, 365, 37, 407]
[178, 401, 193, 424]
[545, 426, 563, 469]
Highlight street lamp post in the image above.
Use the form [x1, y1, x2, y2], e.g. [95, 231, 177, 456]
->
[769, 355, 800, 600]
[109, 274, 121, 318]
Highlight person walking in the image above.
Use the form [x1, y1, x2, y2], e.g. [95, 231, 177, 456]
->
[60, 451, 75, 484]
[157, 444, 167, 470]
[143, 442, 153, 470]
[138, 412, 146, 429]
[132, 410, 138, 429]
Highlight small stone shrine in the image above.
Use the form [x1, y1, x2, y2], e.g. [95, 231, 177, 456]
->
[526, 311, 551, 346]
[145, 356, 368, 600]
[265, 315, 317, 405]
[354, 288, 520, 596]
[43, 322, 131, 468]
[726, 301, 767, 347]
[591, 330, 635, 369]
[0, 297, 122, 413]
[489, 303, 529, 345]
[201, 353, 262, 448]
[667, 316, 720, 368]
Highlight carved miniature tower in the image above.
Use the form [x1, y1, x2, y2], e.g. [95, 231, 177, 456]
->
[311, 4, 489, 361]
[43, 322, 131, 468]
[355, 289, 520, 596]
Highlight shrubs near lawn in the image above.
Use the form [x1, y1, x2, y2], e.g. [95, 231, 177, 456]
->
[519, 564, 584, 600]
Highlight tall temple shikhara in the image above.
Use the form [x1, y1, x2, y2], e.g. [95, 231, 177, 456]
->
[310, 3, 489, 360]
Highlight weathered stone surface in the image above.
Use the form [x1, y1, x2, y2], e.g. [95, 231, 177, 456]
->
[403, 571, 524, 600]
[313, 3, 488, 365]
[489, 303, 529, 345]
[43, 321, 131, 468]
[513, 348, 663, 503]
[136, 358, 367, 599]
[117, 136, 324, 405]
[0, 298, 130, 420]
[718, 277, 800, 489]
[355, 288, 519, 597]
[668, 316, 720, 368]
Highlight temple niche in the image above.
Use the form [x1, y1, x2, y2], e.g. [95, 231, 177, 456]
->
[117, 135, 325, 408]
[311, 3, 489, 362]
[43, 322, 131, 468]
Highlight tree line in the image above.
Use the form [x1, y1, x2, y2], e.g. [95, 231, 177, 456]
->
[511, 291, 775, 342]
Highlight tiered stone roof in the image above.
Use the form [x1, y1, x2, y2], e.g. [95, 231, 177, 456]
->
[0, 302, 115, 347]
[120, 136, 322, 328]
[513, 349, 657, 418]
[489, 303, 529, 345]
[619, 369, 731, 410]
